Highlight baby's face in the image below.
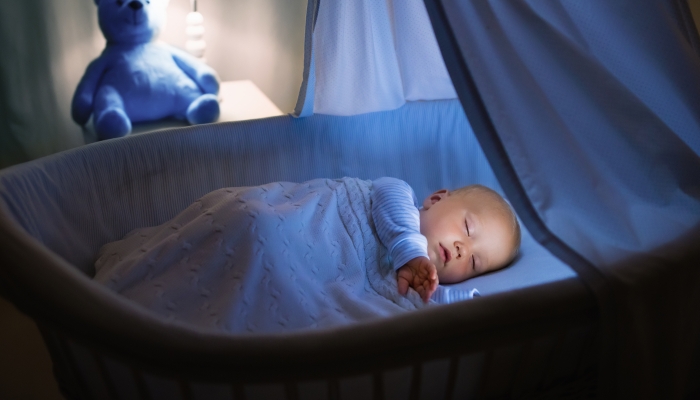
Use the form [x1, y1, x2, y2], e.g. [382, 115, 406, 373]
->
[419, 190, 515, 283]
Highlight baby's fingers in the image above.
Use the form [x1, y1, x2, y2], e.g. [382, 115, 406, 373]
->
[412, 275, 427, 302]
[419, 280, 432, 303]
[423, 260, 437, 280]
[421, 262, 437, 303]
[397, 275, 409, 295]
[415, 284, 427, 302]
[425, 278, 437, 302]
[430, 274, 438, 292]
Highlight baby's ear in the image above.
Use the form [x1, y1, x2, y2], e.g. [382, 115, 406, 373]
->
[423, 189, 449, 209]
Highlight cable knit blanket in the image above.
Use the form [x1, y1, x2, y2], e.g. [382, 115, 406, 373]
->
[94, 178, 428, 333]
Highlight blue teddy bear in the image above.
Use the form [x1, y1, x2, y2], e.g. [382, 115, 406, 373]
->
[72, 0, 220, 140]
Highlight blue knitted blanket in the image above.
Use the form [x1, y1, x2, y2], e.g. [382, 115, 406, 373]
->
[94, 178, 428, 333]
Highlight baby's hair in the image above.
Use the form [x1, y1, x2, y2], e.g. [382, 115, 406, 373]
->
[452, 184, 521, 265]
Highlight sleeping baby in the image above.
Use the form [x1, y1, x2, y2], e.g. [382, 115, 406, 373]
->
[95, 177, 520, 333]
[372, 177, 521, 303]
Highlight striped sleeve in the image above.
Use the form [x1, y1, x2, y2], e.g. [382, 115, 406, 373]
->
[371, 177, 429, 270]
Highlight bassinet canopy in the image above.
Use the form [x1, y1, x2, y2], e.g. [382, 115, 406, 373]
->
[427, 1, 700, 398]
[299, 0, 700, 397]
[439, 0, 700, 398]
[294, 0, 457, 116]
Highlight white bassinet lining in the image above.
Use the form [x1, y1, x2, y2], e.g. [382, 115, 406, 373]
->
[0, 100, 574, 299]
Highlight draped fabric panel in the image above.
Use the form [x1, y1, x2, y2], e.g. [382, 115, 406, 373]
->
[0, 0, 99, 168]
[427, 0, 700, 398]
[443, 0, 700, 266]
[295, 0, 456, 116]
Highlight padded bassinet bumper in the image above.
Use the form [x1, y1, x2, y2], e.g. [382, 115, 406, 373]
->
[0, 101, 598, 399]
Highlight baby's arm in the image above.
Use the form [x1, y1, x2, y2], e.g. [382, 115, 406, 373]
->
[371, 177, 437, 302]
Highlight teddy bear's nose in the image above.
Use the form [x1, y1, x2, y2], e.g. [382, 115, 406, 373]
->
[128, 1, 143, 10]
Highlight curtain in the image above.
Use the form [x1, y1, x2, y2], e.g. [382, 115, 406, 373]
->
[427, 0, 700, 398]
[0, 0, 101, 169]
[295, 0, 456, 116]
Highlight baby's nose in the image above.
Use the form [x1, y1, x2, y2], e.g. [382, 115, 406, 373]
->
[455, 242, 463, 259]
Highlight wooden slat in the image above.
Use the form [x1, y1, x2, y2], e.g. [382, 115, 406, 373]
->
[508, 339, 533, 398]
[372, 372, 384, 400]
[442, 356, 460, 400]
[328, 379, 340, 400]
[90, 349, 120, 400]
[475, 349, 494, 399]
[131, 367, 153, 400]
[540, 330, 568, 390]
[409, 363, 421, 400]
[54, 333, 92, 400]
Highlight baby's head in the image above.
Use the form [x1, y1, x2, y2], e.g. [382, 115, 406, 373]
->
[419, 185, 520, 283]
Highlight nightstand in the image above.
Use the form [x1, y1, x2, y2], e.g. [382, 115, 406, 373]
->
[83, 80, 284, 142]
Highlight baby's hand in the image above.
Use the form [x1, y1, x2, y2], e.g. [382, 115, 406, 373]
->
[397, 257, 438, 303]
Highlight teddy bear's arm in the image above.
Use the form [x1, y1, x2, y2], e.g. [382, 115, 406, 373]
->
[71, 57, 109, 126]
[168, 45, 220, 95]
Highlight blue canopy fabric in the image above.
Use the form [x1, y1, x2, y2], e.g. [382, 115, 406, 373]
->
[293, 0, 456, 117]
[295, 0, 700, 397]
[423, 0, 700, 398]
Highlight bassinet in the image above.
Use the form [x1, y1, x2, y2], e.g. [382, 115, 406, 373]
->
[0, 100, 597, 399]
[1, 0, 699, 399]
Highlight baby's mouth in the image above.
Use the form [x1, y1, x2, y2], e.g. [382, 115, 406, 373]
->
[439, 243, 452, 264]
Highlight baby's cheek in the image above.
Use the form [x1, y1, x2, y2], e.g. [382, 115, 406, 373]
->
[437, 268, 453, 283]
[438, 264, 470, 284]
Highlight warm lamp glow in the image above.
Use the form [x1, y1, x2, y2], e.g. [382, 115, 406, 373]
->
[186, 0, 206, 59]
